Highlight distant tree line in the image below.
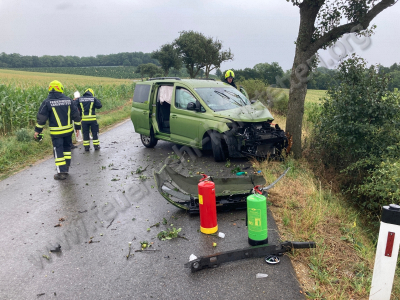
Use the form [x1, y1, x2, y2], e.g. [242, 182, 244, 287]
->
[0, 52, 159, 68]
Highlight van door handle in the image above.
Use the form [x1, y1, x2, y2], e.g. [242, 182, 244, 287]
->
[171, 115, 177, 119]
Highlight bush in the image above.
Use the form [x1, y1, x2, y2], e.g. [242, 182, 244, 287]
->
[15, 128, 32, 143]
[238, 79, 288, 115]
[310, 54, 400, 213]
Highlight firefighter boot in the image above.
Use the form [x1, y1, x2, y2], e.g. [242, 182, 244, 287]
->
[94, 145, 100, 151]
[54, 173, 68, 180]
[85, 146, 90, 151]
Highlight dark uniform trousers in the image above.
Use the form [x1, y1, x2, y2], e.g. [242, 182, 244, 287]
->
[52, 134, 72, 173]
[82, 120, 100, 147]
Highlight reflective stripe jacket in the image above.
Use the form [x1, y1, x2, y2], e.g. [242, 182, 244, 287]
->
[77, 91, 102, 122]
[35, 92, 81, 137]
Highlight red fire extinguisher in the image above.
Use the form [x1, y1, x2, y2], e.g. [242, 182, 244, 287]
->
[198, 174, 218, 234]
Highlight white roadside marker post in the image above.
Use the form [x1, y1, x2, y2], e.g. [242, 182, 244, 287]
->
[370, 204, 400, 300]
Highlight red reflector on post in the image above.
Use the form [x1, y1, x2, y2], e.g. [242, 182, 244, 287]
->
[385, 232, 395, 257]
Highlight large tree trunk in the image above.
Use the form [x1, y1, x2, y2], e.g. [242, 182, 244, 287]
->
[286, 55, 308, 159]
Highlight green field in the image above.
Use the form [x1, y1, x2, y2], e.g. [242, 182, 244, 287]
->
[0, 69, 135, 177]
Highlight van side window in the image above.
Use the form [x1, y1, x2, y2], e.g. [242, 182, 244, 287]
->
[175, 88, 197, 110]
[133, 85, 151, 103]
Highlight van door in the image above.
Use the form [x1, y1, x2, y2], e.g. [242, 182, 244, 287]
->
[170, 86, 203, 147]
[131, 83, 153, 136]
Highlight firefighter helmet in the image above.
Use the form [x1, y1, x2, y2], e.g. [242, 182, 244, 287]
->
[85, 88, 95, 96]
[48, 80, 64, 93]
[225, 70, 235, 79]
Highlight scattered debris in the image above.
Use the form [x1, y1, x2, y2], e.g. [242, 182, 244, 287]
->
[106, 218, 114, 229]
[132, 218, 136, 221]
[54, 224, 61, 227]
[213, 242, 217, 247]
[135, 249, 159, 252]
[189, 254, 197, 261]
[111, 168, 119, 170]
[135, 165, 148, 174]
[50, 245, 61, 253]
[42, 255, 50, 260]
[111, 178, 120, 181]
[150, 222, 160, 228]
[157, 227, 182, 241]
[58, 217, 66, 222]
[37, 293, 45, 297]
[218, 232, 225, 238]
[256, 273, 268, 279]
[78, 210, 87, 213]
[126, 242, 133, 259]
[140, 241, 150, 249]
[162, 218, 168, 225]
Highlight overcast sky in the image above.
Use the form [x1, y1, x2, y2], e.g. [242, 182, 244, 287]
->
[0, 0, 399, 72]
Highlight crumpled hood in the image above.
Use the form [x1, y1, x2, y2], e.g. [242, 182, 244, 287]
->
[211, 101, 274, 122]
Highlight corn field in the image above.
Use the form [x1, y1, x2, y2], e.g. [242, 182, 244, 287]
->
[0, 82, 135, 135]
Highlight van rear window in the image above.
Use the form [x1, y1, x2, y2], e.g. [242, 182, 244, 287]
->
[133, 85, 151, 103]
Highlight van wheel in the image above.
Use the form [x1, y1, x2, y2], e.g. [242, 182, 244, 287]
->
[210, 131, 226, 162]
[140, 129, 158, 148]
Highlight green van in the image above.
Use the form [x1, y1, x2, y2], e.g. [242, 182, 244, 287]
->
[131, 77, 287, 162]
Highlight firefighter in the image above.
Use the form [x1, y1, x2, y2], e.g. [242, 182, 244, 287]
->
[77, 88, 102, 151]
[224, 70, 237, 89]
[34, 80, 81, 180]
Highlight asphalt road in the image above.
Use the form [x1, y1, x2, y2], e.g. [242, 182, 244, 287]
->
[0, 120, 305, 300]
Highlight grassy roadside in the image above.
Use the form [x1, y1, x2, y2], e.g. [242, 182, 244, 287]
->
[259, 112, 400, 299]
[0, 101, 132, 180]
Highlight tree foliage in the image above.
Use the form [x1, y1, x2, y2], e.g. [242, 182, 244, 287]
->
[311, 55, 400, 212]
[151, 44, 182, 76]
[136, 63, 162, 80]
[285, 0, 397, 159]
[174, 30, 233, 78]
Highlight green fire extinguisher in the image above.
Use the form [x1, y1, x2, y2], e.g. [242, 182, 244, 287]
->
[247, 185, 268, 246]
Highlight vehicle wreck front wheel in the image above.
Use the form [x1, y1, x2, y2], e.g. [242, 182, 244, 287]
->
[140, 129, 158, 148]
[210, 131, 226, 162]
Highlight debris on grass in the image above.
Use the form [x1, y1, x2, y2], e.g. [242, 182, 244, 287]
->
[140, 241, 150, 249]
[150, 222, 160, 228]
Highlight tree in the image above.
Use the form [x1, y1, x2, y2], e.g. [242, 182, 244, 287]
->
[215, 68, 222, 77]
[151, 43, 182, 76]
[285, 0, 397, 158]
[136, 63, 162, 80]
[253, 62, 284, 85]
[174, 30, 208, 78]
[202, 37, 233, 78]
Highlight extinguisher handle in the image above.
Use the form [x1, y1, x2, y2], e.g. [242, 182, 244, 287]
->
[253, 185, 263, 194]
[200, 174, 210, 182]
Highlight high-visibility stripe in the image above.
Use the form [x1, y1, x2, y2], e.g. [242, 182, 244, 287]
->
[89, 102, 94, 117]
[55, 158, 65, 162]
[75, 121, 81, 125]
[36, 123, 45, 128]
[50, 128, 74, 135]
[50, 124, 73, 130]
[82, 116, 96, 121]
[83, 141, 90, 146]
[52, 107, 62, 127]
[80, 101, 96, 120]
[55, 161, 66, 166]
[92, 140, 100, 145]
[68, 106, 71, 126]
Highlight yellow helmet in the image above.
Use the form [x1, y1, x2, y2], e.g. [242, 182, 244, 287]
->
[225, 70, 235, 79]
[85, 88, 95, 96]
[48, 80, 64, 93]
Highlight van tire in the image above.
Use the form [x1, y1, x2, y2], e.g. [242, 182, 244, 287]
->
[210, 131, 226, 162]
[140, 129, 158, 148]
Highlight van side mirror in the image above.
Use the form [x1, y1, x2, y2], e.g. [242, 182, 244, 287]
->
[187, 102, 196, 110]
[251, 100, 256, 104]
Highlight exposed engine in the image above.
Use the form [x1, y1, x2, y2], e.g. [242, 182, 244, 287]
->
[225, 122, 288, 158]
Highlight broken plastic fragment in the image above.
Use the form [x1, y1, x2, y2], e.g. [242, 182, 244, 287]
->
[256, 273, 268, 279]
[189, 254, 197, 261]
[218, 232, 225, 238]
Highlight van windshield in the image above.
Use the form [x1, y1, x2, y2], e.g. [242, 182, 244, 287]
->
[195, 87, 251, 112]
